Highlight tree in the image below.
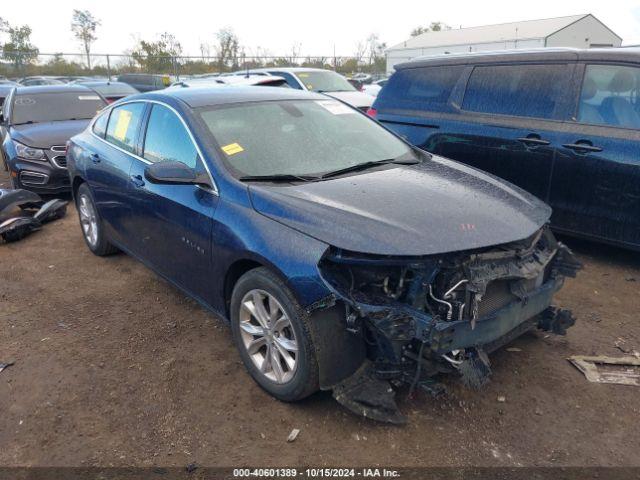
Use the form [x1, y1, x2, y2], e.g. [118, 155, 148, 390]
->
[71, 10, 100, 70]
[410, 21, 450, 37]
[131, 32, 183, 73]
[214, 28, 240, 71]
[2, 24, 39, 71]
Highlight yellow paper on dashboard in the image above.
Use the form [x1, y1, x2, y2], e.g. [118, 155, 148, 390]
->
[113, 110, 132, 141]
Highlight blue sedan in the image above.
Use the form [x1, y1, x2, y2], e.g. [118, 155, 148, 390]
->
[67, 87, 579, 423]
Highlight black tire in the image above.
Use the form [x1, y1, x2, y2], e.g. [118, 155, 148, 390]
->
[230, 267, 319, 401]
[76, 183, 119, 256]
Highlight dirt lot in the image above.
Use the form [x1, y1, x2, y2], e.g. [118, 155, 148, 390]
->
[1, 169, 639, 468]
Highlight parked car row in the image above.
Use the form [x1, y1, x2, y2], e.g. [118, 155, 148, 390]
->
[2, 49, 634, 421]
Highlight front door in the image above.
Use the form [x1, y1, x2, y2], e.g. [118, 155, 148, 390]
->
[127, 103, 218, 303]
[549, 63, 640, 247]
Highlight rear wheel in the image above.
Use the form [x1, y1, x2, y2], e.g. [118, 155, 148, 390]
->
[76, 183, 118, 256]
[230, 267, 319, 401]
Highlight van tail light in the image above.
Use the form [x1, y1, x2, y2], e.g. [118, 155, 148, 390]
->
[366, 108, 377, 118]
[65, 141, 71, 155]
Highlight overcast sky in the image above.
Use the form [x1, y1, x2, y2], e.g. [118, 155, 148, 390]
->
[2, 0, 639, 57]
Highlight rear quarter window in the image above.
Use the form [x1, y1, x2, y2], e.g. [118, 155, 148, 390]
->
[374, 66, 464, 112]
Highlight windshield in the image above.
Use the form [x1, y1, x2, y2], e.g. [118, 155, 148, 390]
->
[199, 99, 413, 178]
[11, 92, 106, 124]
[294, 71, 356, 92]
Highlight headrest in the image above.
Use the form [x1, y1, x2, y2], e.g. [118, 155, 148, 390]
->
[608, 70, 636, 93]
[581, 77, 598, 100]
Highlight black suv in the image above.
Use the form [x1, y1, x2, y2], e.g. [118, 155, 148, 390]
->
[1, 85, 106, 193]
[372, 48, 640, 250]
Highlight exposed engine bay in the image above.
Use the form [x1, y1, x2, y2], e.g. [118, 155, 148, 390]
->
[0, 189, 68, 243]
[316, 226, 582, 423]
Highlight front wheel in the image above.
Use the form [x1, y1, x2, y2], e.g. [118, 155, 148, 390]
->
[76, 183, 118, 256]
[230, 267, 319, 401]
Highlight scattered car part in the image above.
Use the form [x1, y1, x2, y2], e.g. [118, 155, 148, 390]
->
[0, 361, 14, 374]
[0, 188, 41, 215]
[569, 355, 640, 386]
[0, 189, 67, 243]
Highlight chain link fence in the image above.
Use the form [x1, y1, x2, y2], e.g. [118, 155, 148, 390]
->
[0, 52, 389, 80]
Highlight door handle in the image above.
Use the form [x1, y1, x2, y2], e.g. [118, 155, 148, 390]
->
[562, 142, 603, 153]
[90, 153, 101, 163]
[517, 136, 550, 146]
[130, 174, 145, 187]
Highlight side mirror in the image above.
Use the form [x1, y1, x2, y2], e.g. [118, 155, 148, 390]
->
[144, 161, 197, 185]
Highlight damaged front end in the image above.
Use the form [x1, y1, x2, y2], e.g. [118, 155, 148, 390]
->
[316, 226, 581, 423]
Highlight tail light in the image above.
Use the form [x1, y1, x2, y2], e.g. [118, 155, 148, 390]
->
[366, 108, 377, 118]
[65, 141, 70, 155]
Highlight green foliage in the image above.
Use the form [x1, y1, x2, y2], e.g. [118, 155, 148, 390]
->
[2, 24, 39, 71]
[131, 32, 182, 73]
[71, 9, 100, 69]
[410, 21, 450, 37]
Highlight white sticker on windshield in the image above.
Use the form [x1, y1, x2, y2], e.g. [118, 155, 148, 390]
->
[315, 100, 355, 115]
[78, 95, 100, 100]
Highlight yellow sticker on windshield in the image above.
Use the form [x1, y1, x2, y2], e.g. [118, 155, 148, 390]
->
[222, 143, 244, 155]
[113, 110, 132, 141]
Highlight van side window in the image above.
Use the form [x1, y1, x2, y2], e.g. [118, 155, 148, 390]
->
[92, 110, 110, 138]
[268, 71, 302, 89]
[578, 64, 640, 129]
[375, 66, 464, 111]
[462, 64, 569, 120]
[105, 103, 146, 153]
[143, 104, 198, 168]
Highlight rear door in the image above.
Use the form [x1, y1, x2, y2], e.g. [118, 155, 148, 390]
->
[549, 63, 640, 247]
[85, 102, 146, 247]
[127, 103, 218, 302]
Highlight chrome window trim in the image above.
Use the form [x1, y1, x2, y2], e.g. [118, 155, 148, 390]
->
[89, 99, 219, 196]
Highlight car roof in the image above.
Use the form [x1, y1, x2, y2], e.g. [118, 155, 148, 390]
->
[399, 47, 640, 69]
[241, 67, 335, 74]
[14, 84, 94, 95]
[138, 85, 327, 108]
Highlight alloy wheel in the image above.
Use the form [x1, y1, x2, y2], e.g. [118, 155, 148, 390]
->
[78, 194, 98, 247]
[238, 289, 298, 384]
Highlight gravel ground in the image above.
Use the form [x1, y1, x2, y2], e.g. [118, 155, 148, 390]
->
[1, 169, 639, 468]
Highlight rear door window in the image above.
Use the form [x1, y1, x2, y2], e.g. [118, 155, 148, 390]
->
[375, 66, 464, 111]
[577, 64, 640, 129]
[143, 104, 198, 168]
[462, 64, 570, 120]
[105, 102, 146, 153]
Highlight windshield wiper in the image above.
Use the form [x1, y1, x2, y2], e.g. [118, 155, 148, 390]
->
[239, 173, 320, 183]
[319, 158, 420, 180]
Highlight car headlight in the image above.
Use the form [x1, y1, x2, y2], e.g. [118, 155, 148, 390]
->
[13, 141, 46, 161]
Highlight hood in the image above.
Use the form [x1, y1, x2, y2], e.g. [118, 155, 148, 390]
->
[248, 156, 551, 256]
[322, 90, 373, 109]
[9, 119, 91, 148]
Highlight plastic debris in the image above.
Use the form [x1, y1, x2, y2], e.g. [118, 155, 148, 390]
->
[0, 361, 15, 374]
[568, 355, 640, 386]
[287, 428, 300, 442]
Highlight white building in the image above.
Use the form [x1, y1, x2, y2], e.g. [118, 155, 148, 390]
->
[386, 14, 622, 72]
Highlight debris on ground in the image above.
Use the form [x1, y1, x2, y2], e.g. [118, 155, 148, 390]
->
[0, 361, 15, 374]
[497, 395, 506, 403]
[0, 189, 67, 243]
[568, 355, 640, 386]
[185, 463, 198, 473]
[506, 347, 522, 352]
[287, 428, 300, 443]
